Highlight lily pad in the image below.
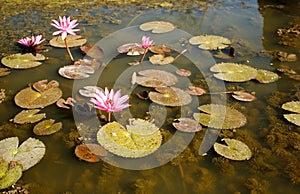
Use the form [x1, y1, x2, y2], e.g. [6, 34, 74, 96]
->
[0, 161, 23, 190]
[78, 86, 103, 98]
[49, 35, 87, 48]
[14, 86, 62, 109]
[149, 86, 192, 106]
[189, 35, 231, 50]
[185, 86, 206, 96]
[172, 118, 202, 133]
[149, 45, 171, 54]
[255, 69, 279, 83]
[80, 45, 104, 59]
[213, 138, 252, 161]
[97, 121, 162, 158]
[176, 69, 191, 77]
[32, 80, 59, 93]
[1, 53, 45, 69]
[126, 118, 159, 135]
[33, 119, 62, 135]
[139, 21, 175, 33]
[0, 137, 19, 162]
[0, 68, 11, 77]
[282, 101, 300, 113]
[149, 54, 174, 65]
[283, 114, 300, 126]
[58, 65, 95, 79]
[117, 43, 144, 56]
[13, 109, 46, 124]
[75, 144, 107, 163]
[136, 69, 178, 87]
[210, 62, 258, 82]
[193, 104, 247, 129]
[231, 91, 256, 102]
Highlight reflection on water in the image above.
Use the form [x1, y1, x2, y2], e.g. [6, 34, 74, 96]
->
[0, 0, 300, 193]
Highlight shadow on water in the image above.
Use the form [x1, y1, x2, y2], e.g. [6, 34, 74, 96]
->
[0, 0, 300, 193]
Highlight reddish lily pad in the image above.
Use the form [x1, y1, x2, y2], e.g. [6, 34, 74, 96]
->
[13, 109, 46, 124]
[149, 54, 174, 65]
[149, 86, 192, 106]
[176, 69, 191, 77]
[172, 118, 202, 133]
[189, 35, 231, 50]
[33, 119, 62, 135]
[49, 35, 87, 48]
[14, 86, 62, 109]
[0, 68, 11, 77]
[255, 69, 279, 83]
[185, 86, 206, 96]
[0, 161, 23, 190]
[75, 144, 107, 163]
[58, 65, 95, 79]
[136, 69, 178, 87]
[139, 21, 175, 33]
[193, 104, 247, 129]
[32, 80, 59, 93]
[1, 53, 45, 69]
[214, 138, 252, 161]
[231, 91, 256, 102]
[80, 45, 104, 59]
[56, 97, 76, 109]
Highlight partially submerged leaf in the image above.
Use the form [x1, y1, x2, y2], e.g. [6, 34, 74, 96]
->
[78, 86, 103, 98]
[0, 68, 11, 77]
[282, 101, 300, 113]
[149, 54, 174, 65]
[33, 119, 62, 135]
[172, 118, 202, 133]
[136, 69, 178, 87]
[139, 21, 175, 33]
[210, 62, 258, 82]
[56, 97, 76, 109]
[193, 104, 247, 129]
[176, 69, 191, 77]
[49, 35, 87, 48]
[185, 86, 206, 96]
[13, 137, 46, 171]
[58, 65, 95, 79]
[13, 109, 46, 124]
[14, 86, 62, 109]
[117, 43, 144, 56]
[149, 86, 192, 106]
[189, 35, 231, 50]
[214, 138, 252, 160]
[75, 144, 107, 163]
[255, 69, 279, 83]
[1, 53, 45, 69]
[0, 161, 23, 190]
[231, 91, 256, 102]
[97, 121, 162, 158]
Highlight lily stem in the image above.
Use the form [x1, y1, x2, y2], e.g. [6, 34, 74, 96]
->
[140, 48, 148, 63]
[64, 38, 74, 62]
[108, 112, 111, 122]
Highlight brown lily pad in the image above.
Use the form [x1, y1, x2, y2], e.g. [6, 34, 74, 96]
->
[136, 69, 178, 87]
[149, 54, 174, 65]
[176, 69, 191, 77]
[33, 119, 62, 135]
[149, 45, 171, 54]
[149, 86, 192, 106]
[0, 68, 11, 77]
[56, 97, 76, 109]
[117, 43, 144, 56]
[80, 45, 104, 59]
[14, 86, 62, 109]
[13, 109, 46, 124]
[58, 65, 95, 79]
[139, 21, 175, 34]
[185, 86, 206, 96]
[49, 35, 87, 48]
[231, 91, 256, 102]
[172, 118, 202, 133]
[75, 143, 107, 163]
[32, 80, 59, 93]
[1, 53, 45, 69]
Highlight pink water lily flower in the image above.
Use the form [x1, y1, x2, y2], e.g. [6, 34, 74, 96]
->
[51, 16, 79, 40]
[140, 35, 154, 49]
[18, 35, 45, 47]
[90, 87, 130, 122]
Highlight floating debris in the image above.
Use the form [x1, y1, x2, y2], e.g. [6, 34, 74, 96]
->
[213, 138, 252, 161]
[139, 21, 175, 33]
[189, 35, 231, 50]
[1, 53, 45, 69]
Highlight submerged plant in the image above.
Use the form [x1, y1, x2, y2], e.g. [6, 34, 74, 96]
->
[138, 35, 154, 62]
[90, 87, 130, 122]
[51, 16, 79, 61]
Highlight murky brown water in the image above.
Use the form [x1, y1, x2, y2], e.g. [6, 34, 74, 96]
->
[0, 0, 300, 193]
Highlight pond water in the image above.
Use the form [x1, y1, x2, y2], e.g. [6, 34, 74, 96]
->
[0, 0, 300, 193]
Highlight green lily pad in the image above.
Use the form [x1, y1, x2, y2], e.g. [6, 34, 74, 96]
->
[33, 119, 62, 135]
[0, 137, 19, 162]
[149, 86, 192, 106]
[193, 104, 247, 129]
[13, 109, 46, 124]
[0, 161, 23, 190]
[283, 114, 300, 126]
[0, 68, 11, 77]
[13, 137, 46, 171]
[97, 121, 162, 158]
[126, 118, 159, 135]
[213, 138, 252, 161]
[49, 35, 87, 48]
[282, 101, 300, 113]
[14, 86, 62, 109]
[1, 53, 45, 69]
[136, 69, 178, 87]
[139, 21, 175, 33]
[210, 62, 258, 82]
[189, 35, 231, 50]
[255, 69, 279, 83]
